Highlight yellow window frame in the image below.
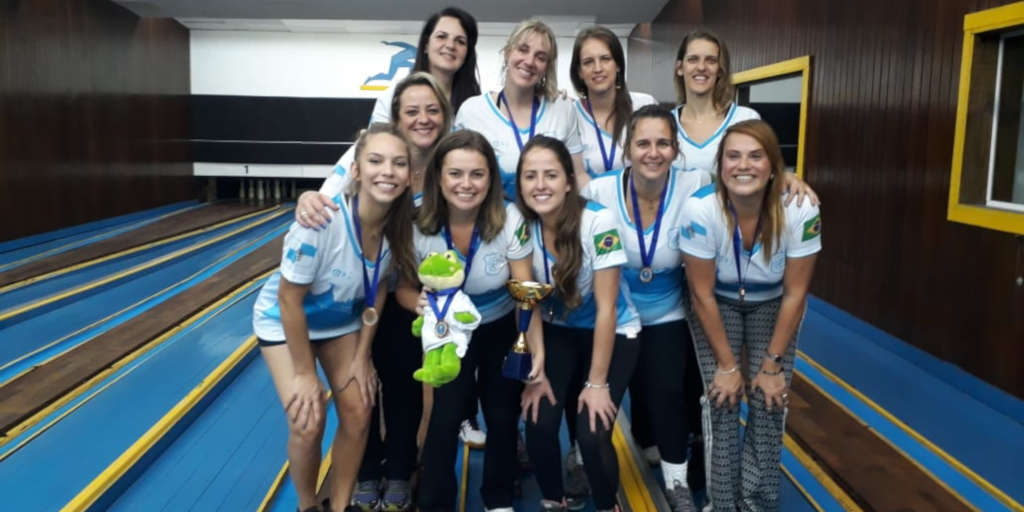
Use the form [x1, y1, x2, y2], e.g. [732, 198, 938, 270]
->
[732, 55, 812, 179]
[948, 2, 1024, 235]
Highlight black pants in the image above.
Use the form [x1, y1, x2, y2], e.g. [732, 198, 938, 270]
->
[525, 323, 639, 510]
[358, 294, 422, 481]
[417, 312, 523, 511]
[633, 319, 694, 465]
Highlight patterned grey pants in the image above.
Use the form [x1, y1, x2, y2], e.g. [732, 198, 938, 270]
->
[684, 295, 801, 512]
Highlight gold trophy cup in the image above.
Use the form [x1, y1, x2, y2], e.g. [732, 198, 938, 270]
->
[503, 280, 554, 381]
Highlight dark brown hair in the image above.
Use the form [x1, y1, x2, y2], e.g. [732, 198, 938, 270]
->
[417, 130, 507, 242]
[570, 26, 633, 148]
[623, 104, 681, 163]
[713, 119, 786, 264]
[350, 123, 418, 283]
[412, 7, 481, 112]
[674, 30, 735, 114]
[514, 135, 586, 310]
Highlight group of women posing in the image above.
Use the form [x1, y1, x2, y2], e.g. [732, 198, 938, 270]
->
[252, 6, 822, 512]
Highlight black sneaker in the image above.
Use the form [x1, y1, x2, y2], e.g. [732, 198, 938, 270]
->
[564, 446, 589, 510]
[664, 480, 697, 512]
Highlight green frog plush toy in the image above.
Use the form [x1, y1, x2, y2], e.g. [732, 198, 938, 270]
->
[412, 250, 481, 387]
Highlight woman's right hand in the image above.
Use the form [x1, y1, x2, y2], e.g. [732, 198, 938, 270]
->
[709, 367, 744, 408]
[521, 374, 556, 424]
[415, 286, 433, 316]
[287, 372, 327, 431]
[295, 191, 338, 229]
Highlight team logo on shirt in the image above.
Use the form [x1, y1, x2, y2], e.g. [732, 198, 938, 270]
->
[286, 243, 317, 262]
[593, 229, 622, 255]
[802, 214, 822, 241]
[515, 221, 530, 246]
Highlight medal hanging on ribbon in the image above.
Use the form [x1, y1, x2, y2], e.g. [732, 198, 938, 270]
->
[728, 201, 762, 303]
[427, 288, 458, 339]
[629, 170, 668, 284]
[585, 99, 616, 173]
[499, 91, 539, 152]
[352, 194, 384, 326]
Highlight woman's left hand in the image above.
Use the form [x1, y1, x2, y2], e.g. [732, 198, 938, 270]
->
[578, 386, 617, 433]
[751, 370, 788, 412]
[782, 173, 820, 207]
[348, 356, 378, 408]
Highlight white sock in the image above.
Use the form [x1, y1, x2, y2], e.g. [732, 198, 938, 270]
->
[661, 460, 689, 489]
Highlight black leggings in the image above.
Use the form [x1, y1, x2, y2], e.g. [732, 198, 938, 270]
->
[417, 312, 523, 511]
[358, 294, 422, 481]
[633, 319, 694, 464]
[525, 323, 639, 509]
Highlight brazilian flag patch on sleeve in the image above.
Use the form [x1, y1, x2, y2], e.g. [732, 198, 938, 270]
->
[802, 214, 822, 241]
[515, 221, 530, 245]
[593, 229, 622, 255]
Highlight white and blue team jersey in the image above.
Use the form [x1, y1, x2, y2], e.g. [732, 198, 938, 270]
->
[454, 92, 582, 198]
[574, 92, 658, 177]
[369, 88, 396, 124]
[318, 146, 423, 207]
[678, 184, 822, 302]
[529, 201, 641, 336]
[413, 203, 533, 324]
[671, 103, 760, 174]
[582, 167, 712, 325]
[253, 194, 392, 341]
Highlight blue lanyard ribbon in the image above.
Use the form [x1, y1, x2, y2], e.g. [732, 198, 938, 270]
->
[727, 201, 762, 296]
[537, 222, 552, 284]
[427, 287, 459, 322]
[498, 91, 539, 151]
[628, 170, 669, 272]
[352, 194, 384, 310]
[443, 223, 481, 291]
[585, 99, 616, 172]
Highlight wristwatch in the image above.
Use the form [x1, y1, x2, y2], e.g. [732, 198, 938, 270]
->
[766, 351, 783, 365]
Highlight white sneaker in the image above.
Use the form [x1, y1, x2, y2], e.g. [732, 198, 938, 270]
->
[486, 508, 514, 512]
[459, 418, 486, 449]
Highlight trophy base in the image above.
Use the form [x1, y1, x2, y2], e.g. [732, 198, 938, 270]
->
[502, 351, 532, 381]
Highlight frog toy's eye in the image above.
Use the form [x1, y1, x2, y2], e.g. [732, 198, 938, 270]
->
[444, 251, 458, 262]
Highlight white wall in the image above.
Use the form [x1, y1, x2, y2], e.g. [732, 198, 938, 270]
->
[191, 29, 588, 98]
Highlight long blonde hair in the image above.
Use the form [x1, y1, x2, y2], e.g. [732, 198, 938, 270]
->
[502, 18, 559, 101]
[349, 123, 418, 283]
[713, 120, 786, 264]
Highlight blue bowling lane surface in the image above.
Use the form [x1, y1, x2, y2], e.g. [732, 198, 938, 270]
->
[0, 214, 290, 385]
[0, 285, 262, 510]
[0, 201, 199, 268]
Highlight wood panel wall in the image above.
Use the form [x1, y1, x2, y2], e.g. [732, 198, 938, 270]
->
[634, 0, 1024, 397]
[0, 0, 196, 242]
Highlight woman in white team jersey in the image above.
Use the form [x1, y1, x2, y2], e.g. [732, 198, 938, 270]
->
[680, 119, 821, 511]
[581, 105, 709, 512]
[454, 18, 585, 199]
[252, 123, 417, 512]
[569, 26, 657, 178]
[516, 135, 641, 512]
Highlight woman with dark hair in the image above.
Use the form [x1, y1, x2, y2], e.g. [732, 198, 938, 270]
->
[680, 119, 820, 511]
[582, 105, 708, 512]
[367, 7, 480, 124]
[569, 26, 657, 177]
[403, 130, 543, 512]
[252, 123, 418, 512]
[455, 19, 585, 199]
[516, 135, 640, 512]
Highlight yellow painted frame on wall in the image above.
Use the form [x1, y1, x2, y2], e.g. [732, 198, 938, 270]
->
[947, 2, 1024, 235]
[732, 55, 811, 179]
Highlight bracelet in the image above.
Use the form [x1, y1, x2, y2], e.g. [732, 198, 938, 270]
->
[584, 381, 610, 389]
[715, 365, 739, 376]
[760, 367, 784, 376]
